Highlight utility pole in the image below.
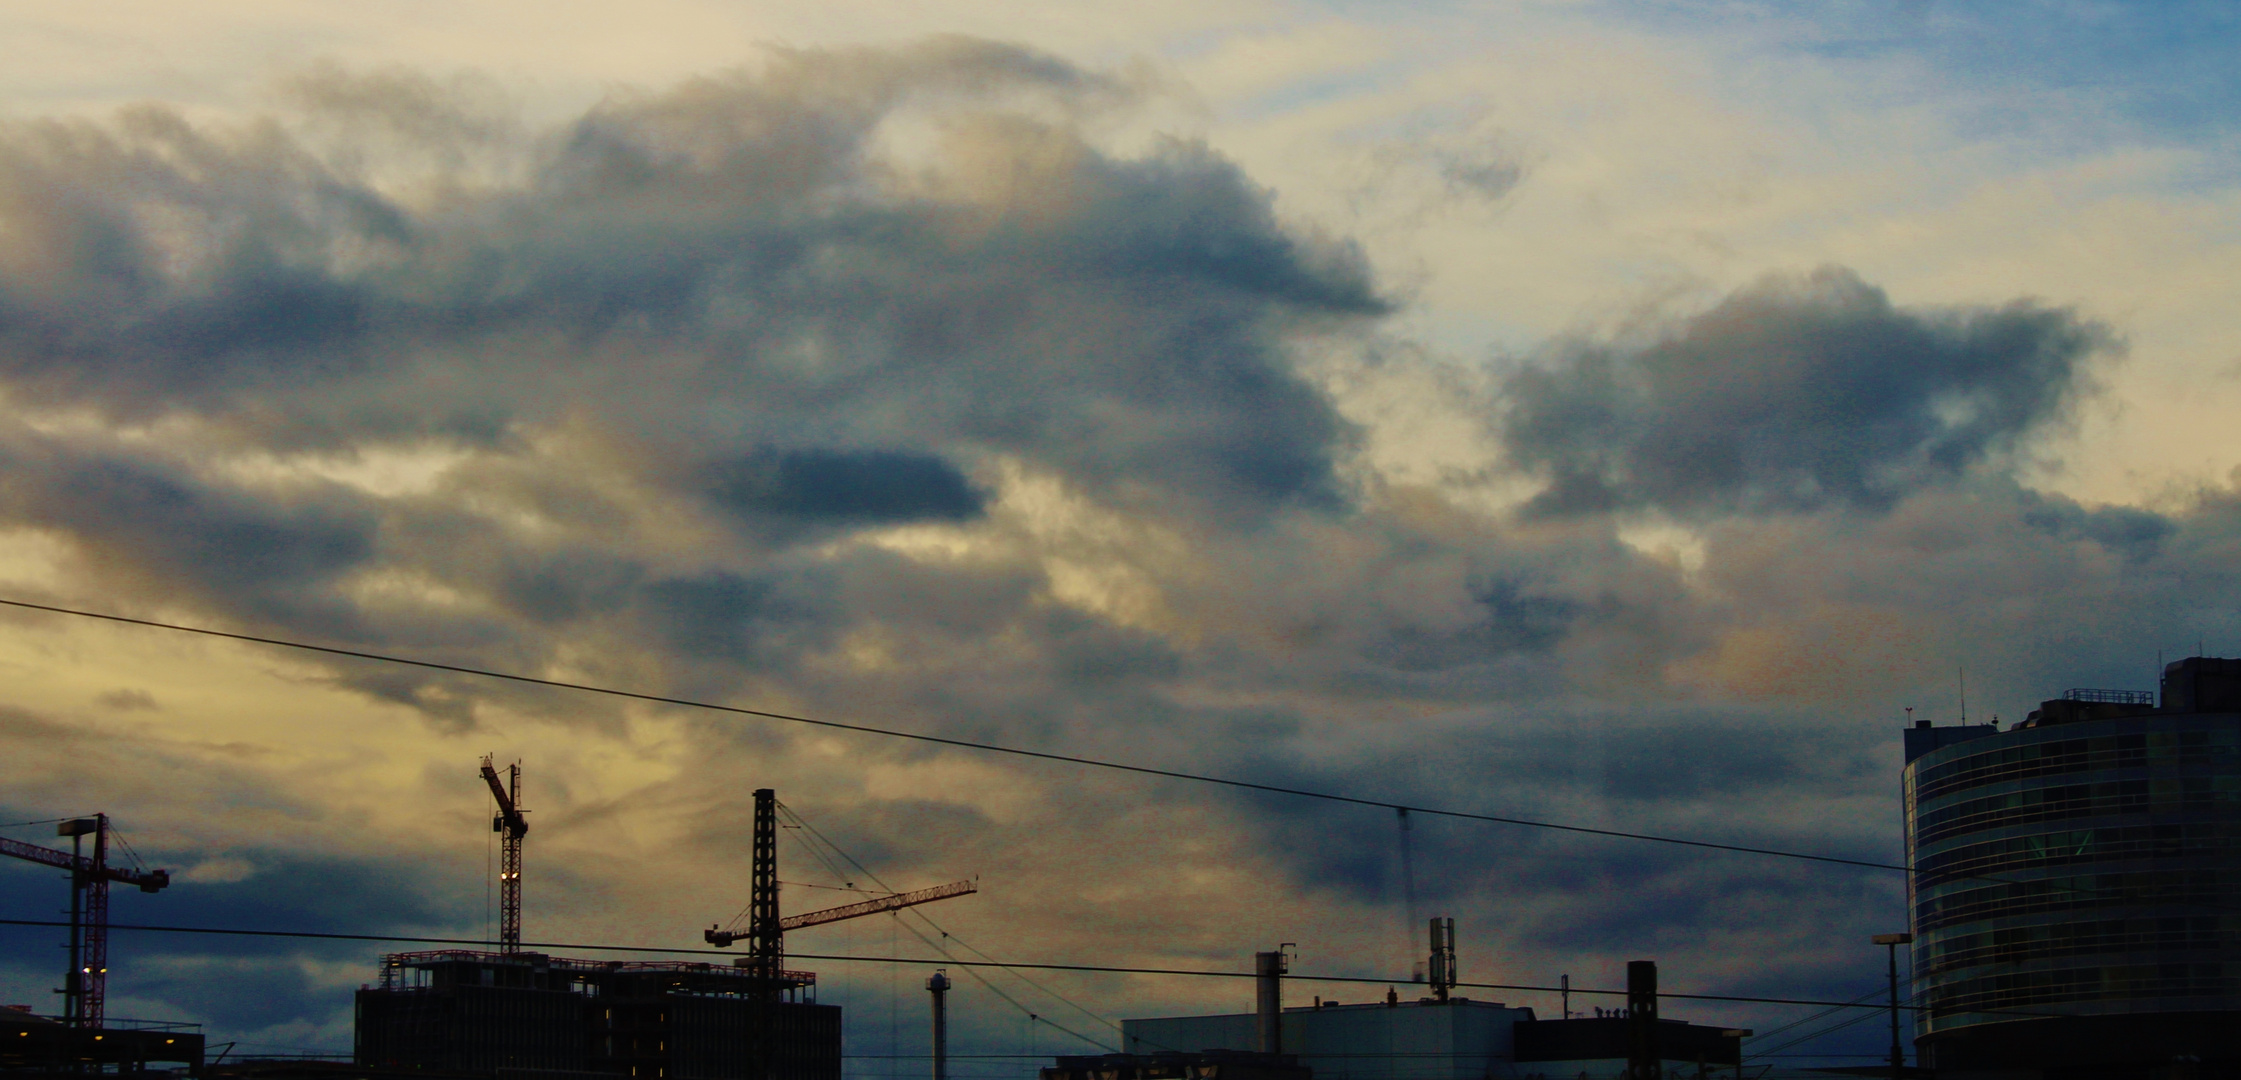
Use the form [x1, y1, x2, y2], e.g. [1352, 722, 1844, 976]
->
[1872, 933, 1913, 1080]
[927, 970, 951, 1080]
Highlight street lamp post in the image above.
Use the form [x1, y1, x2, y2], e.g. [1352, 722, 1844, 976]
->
[1871, 933, 1914, 1080]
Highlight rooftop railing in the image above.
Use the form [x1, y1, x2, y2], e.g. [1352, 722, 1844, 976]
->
[2061, 688, 2156, 706]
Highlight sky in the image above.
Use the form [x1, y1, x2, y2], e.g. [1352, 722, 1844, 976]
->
[0, 0, 2238, 1073]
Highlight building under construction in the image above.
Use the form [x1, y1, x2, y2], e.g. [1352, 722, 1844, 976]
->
[355, 772, 973, 1080]
[354, 950, 838, 1080]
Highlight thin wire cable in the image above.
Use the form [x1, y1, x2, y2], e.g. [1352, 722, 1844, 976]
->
[105, 823, 149, 873]
[784, 880, 880, 893]
[0, 919, 2025, 1014]
[1744, 986, 1884, 1044]
[0, 597, 1903, 873]
[890, 914, 1116, 1053]
[7, 596, 2210, 915]
[779, 803, 1127, 1050]
[1752, 992, 1908, 1059]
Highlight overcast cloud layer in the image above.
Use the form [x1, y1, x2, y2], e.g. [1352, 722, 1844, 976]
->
[1, 10, 2239, 1074]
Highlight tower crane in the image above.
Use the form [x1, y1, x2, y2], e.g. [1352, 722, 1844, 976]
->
[703, 789, 976, 999]
[479, 756, 528, 954]
[0, 814, 170, 1028]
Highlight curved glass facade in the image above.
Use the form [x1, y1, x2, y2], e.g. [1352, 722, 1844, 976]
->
[1902, 663, 2241, 1067]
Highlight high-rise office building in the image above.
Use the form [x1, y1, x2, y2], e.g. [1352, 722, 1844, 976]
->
[1902, 656, 2241, 1078]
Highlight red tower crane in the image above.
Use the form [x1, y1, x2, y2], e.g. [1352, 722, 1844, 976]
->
[703, 789, 976, 998]
[478, 756, 528, 953]
[0, 815, 170, 1028]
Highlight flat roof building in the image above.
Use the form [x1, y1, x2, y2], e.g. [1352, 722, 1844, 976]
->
[1902, 655, 2241, 1079]
[1122, 956, 1740, 1080]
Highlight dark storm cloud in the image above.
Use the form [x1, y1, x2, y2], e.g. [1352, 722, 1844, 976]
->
[0, 430, 378, 631]
[1500, 267, 2113, 516]
[0, 39, 1374, 516]
[0, 37, 1389, 737]
[707, 448, 984, 525]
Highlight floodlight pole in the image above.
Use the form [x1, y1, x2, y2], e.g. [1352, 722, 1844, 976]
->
[1871, 933, 1914, 1080]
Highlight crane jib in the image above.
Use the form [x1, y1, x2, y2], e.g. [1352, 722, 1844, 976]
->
[778, 879, 979, 932]
[0, 835, 169, 891]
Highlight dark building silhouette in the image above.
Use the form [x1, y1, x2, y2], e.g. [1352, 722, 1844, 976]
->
[1903, 656, 2241, 1079]
[354, 950, 839, 1080]
[1, 1006, 204, 1076]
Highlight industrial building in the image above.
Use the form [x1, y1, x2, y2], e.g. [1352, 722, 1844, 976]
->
[1903, 654, 2241, 1078]
[1121, 936, 1743, 1080]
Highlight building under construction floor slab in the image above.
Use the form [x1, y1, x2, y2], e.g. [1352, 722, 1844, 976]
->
[588, 964, 839, 1080]
[355, 951, 839, 1080]
[1, 1008, 206, 1077]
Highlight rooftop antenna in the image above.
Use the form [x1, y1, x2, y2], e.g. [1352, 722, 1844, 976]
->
[1958, 664, 1967, 725]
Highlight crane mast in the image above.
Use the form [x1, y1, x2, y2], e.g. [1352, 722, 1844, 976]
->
[479, 756, 529, 954]
[750, 788, 780, 995]
[0, 814, 170, 1028]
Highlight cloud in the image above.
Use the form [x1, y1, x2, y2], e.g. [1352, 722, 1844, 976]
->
[0, 38, 1375, 515]
[0, 38, 1388, 734]
[706, 447, 984, 525]
[0, 428, 380, 632]
[0, 35, 2236, 1068]
[97, 688, 160, 711]
[1499, 267, 2115, 516]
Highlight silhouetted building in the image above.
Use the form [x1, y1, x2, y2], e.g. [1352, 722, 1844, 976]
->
[0, 1006, 204, 1077]
[1043, 1051, 1311, 1080]
[1903, 655, 2241, 1079]
[1122, 994, 1741, 1080]
[1510, 1017, 1740, 1080]
[354, 950, 839, 1080]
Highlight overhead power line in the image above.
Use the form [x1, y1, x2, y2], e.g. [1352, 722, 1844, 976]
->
[8, 597, 2232, 916]
[0, 597, 1903, 874]
[0, 917, 1933, 1013]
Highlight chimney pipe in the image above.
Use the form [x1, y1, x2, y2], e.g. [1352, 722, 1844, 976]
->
[1254, 950, 1288, 1055]
[1627, 960, 1660, 1080]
